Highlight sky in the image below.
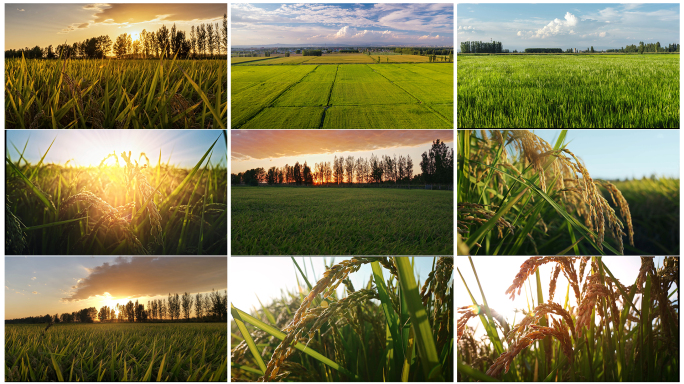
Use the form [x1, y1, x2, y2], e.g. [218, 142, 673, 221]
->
[6, 130, 227, 168]
[457, 256, 678, 340]
[232, 3, 453, 47]
[229, 256, 447, 317]
[531, 129, 679, 180]
[5, 3, 226, 51]
[457, 3, 680, 51]
[231, 130, 453, 175]
[5, 257, 227, 320]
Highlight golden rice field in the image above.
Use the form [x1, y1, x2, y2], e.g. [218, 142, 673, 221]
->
[458, 256, 679, 382]
[6, 136, 227, 255]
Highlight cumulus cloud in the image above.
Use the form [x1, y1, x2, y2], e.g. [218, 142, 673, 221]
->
[418, 34, 440, 40]
[32, 291, 38, 294]
[232, 131, 453, 161]
[533, 12, 578, 38]
[62, 257, 227, 302]
[17, 8, 24, 12]
[31, 277, 36, 281]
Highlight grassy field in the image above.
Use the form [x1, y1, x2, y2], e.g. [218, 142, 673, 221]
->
[231, 187, 453, 255]
[458, 130, 648, 255]
[5, 57, 227, 128]
[5, 323, 227, 381]
[232, 59, 453, 129]
[6, 138, 227, 255]
[457, 54, 680, 128]
[231, 257, 453, 381]
[604, 178, 679, 255]
[458, 256, 679, 382]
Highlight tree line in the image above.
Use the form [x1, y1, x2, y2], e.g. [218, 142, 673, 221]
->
[5, 14, 226, 60]
[232, 140, 453, 187]
[303, 49, 323, 56]
[460, 41, 503, 54]
[393, 47, 452, 55]
[606, 42, 680, 54]
[525, 48, 563, 53]
[5, 290, 227, 324]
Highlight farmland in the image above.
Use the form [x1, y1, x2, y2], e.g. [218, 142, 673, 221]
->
[5, 136, 227, 255]
[457, 54, 680, 128]
[5, 323, 227, 381]
[231, 55, 453, 129]
[231, 257, 453, 381]
[458, 256, 679, 382]
[457, 130, 673, 256]
[5, 57, 227, 128]
[231, 187, 453, 255]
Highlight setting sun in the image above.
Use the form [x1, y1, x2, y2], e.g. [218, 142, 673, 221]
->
[130, 31, 140, 41]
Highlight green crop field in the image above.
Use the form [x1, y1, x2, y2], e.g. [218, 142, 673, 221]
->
[5, 57, 227, 129]
[231, 59, 453, 129]
[457, 54, 680, 128]
[5, 323, 227, 382]
[231, 187, 453, 255]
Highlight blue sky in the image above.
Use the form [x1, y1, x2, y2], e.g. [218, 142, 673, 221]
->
[458, 3, 680, 51]
[530, 130, 679, 180]
[232, 3, 453, 46]
[229, 257, 447, 318]
[6, 130, 227, 168]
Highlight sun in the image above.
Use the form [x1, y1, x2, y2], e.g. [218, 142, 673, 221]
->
[130, 31, 140, 41]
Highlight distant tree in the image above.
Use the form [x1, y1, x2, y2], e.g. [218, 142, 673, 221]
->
[293, 162, 302, 185]
[345, 156, 355, 184]
[406, 155, 414, 184]
[197, 24, 207, 57]
[195, 292, 204, 319]
[591, 46, 595, 53]
[181, 292, 193, 320]
[190, 26, 197, 58]
[157, 25, 170, 57]
[221, 14, 228, 54]
[303, 162, 313, 185]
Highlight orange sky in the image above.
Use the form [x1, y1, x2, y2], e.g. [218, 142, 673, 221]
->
[6, 4, 226, 50]
[231, 130, 454, 174]
[6, 257, 227, 320]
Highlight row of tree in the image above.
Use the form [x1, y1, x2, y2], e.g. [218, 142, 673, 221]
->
[5, 14, 226, 59]
[393, 47, 453, 55]
[302, 49, 323, 56]
[460, 41, 504, 54]
[6, 290, 227, 324]
[525, 48, 563, 53]
[606, 42, 680, 53]
[232, 140, 453, 187]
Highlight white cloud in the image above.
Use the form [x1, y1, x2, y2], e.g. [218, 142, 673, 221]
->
[418, 34, 440, 40]
[17, 8, 24, 12]
[533, 12, 579, 38]
[31, 277, 36, 281]
[517, 31, 522, 36]
[32, 291, 38, 295]
[599, 31, 607, 37]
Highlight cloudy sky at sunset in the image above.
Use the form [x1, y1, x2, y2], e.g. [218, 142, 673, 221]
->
[7, 130, 226, 168]
[6, 257, 227, 320]
[6, 3, 226, 50]
[231, 130, 453, 175]
[232, 3, 453, 46]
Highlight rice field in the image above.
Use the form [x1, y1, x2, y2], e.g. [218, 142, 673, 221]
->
[231, 187, 453, 255]
[231, 257, 453, 381]
[458, 130, 641, 255]
[457, 54, 680, 128]
[458, 256, 679, 382]
[5, 323, 227, 381]
[5, 56, 227, 128]
[232, 62, 453, 129]
[6, 136, 227, 255]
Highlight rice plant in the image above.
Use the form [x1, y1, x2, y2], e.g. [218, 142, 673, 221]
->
[5, 53, 226, 128]
[231, 257, 453, 381]
[458, 130, 638, 255]
[457, 54, 679, 128]
[5, 135, 227, 255]
[457, 256, 679, 382]
[5, 323, 227, 381]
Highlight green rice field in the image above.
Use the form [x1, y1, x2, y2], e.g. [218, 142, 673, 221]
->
[5, 323, 227, 381]
[231, 187, 453, 255]
[457, 54, 680, 128]
[231, 57, 453, 129]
